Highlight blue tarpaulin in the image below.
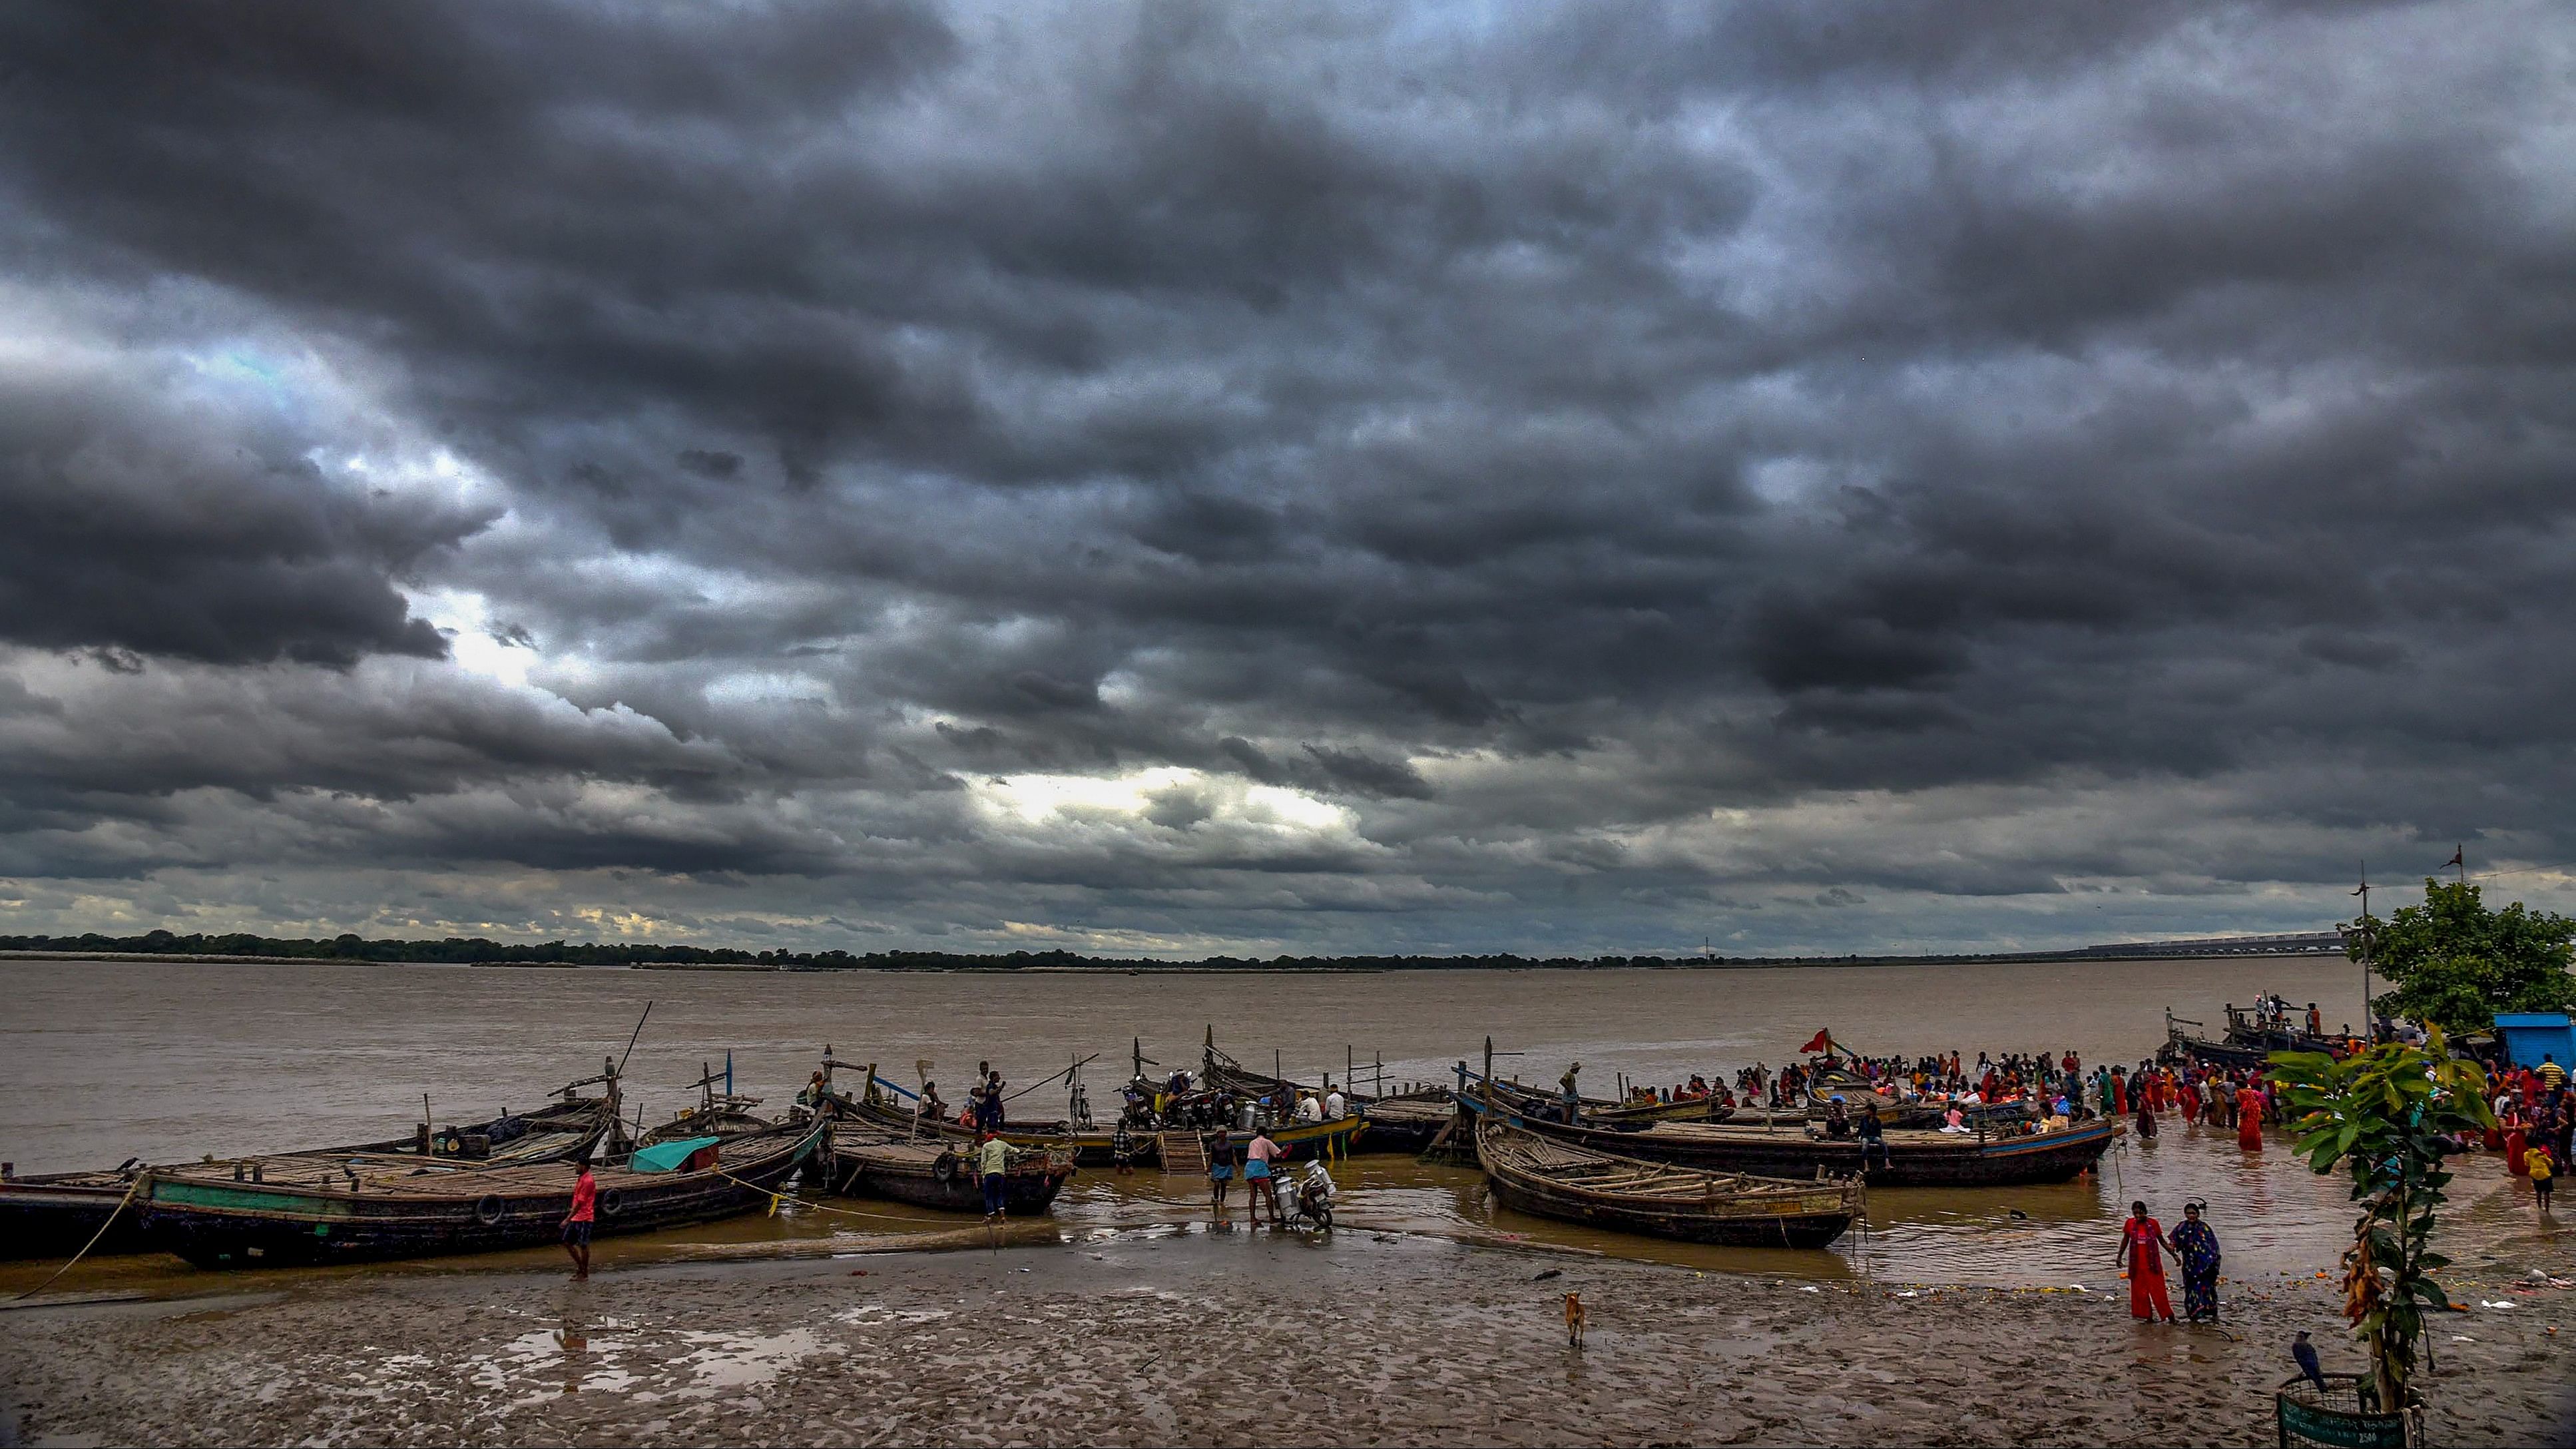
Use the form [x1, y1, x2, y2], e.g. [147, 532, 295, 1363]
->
[629, 1135, 721, 1173]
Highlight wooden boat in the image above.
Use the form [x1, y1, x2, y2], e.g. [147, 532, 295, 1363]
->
[1210, 1113, 1368, 1159]
[2157, 1006, 2348, 1070]
[838, 1077, 1139, 1167]
[1358, 1091, 1459, 1153]
[1461, 1068, 1733, 1131]
[135, 1116, 824, 1269]
[0, 1168, 151, 1261]
[1472, 1111, 1859, 1249]
[1488, 1108, 2121, 1189]
[2159, 1012, 2268, 1070]
[1587, 1093, 1735, 1127]
[824, 1125, 1076, 1214]
[642, 1059, 782, 1143]
[0, 1088, 620, 1263]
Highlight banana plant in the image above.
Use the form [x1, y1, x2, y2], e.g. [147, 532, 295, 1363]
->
[2269, 1027, 2492, 1414]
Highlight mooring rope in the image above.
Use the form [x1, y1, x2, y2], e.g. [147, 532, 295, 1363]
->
[12, 1175, 145, 1303]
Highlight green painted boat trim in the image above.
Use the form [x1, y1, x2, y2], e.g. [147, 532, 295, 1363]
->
[149, 1181, 356, 1218]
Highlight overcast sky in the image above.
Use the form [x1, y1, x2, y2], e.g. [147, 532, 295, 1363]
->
[3, 1, 2570, 958]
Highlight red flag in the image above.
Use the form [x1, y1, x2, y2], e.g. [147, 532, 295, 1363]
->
[1798, 1029, 1832, 1055]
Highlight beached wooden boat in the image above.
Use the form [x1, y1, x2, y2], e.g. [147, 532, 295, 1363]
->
[1587, 1093, 1736, 1127]
[0, 1093, 618, 1263]
[1473, 1112, 1860, 1249]
[1211, 1113, 1368, 1159]
[839, 1082, 1139, 1167]
[0, 1169, 152, 1261]
[1461, 1069, 1733, 1132]
[1358, 1091, 1459, 1153]
[825, 1125, 1076, 1213]
[135, 1117, 824, 1269]
[1491, 1109, 2121, 1189]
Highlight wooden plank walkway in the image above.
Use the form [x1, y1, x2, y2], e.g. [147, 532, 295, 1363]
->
[1157, 1131, 1207, 1174]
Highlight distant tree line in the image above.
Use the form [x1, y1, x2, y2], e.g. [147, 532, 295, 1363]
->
[0, 928, 1721, 972]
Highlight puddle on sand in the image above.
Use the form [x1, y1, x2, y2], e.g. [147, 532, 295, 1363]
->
[833, 1304, 955, 1326]
[674, 1327, 822, 1389]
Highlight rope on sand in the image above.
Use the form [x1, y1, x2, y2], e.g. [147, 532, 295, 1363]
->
[12, 1175, 144, 1303]
[711, 1169, 1011, 1230]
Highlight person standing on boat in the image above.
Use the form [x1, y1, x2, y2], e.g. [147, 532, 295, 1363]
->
[977, 1131, 1011, 1219]
[2167, 1201, 2221, 1322]
[1324, 1085, 1346, 1120]
[2115, 1200, 2176, 1323]
[562, 1159, 597, 1281]
[1559, 1063, 1582, 1125]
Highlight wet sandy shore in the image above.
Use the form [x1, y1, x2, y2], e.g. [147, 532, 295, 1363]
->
[5, 1211, 2571, 1448]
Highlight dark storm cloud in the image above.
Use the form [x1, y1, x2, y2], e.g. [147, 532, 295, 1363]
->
[0, 361, 476, 666]
[1, 0, 2571, 952]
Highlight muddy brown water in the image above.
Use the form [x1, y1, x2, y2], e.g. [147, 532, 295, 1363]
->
[1, 955, 2396, 1293]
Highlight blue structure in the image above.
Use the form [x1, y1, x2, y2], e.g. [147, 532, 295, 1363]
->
[2493, 1012, 2575, 1070]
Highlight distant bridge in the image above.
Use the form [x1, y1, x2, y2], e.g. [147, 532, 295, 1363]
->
[2071, 931, 2346, 959]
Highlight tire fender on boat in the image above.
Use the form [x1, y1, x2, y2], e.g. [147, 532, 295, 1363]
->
[597, 1187, 623, 1219]
[474, 1193, 506, 1225]
[933, 1151, 959, 1183]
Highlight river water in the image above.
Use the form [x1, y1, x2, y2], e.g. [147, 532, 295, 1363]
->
[2, 954, 2429, 1292]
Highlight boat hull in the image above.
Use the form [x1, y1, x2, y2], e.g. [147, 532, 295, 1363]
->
[1481, 1171, 1854, 1249]
[138, 1121, 824, 1269]
[0, 1177, 149, 1260]
[1473, 1115, 1859, 1249]
[1497, 1115, 2121, 1188]
[826, 1137, 1075, 1214]
[843, 1096, 1138, 1167]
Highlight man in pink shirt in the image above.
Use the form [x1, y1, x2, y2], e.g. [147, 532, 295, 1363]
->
[1243, 1130, 1281, 1226]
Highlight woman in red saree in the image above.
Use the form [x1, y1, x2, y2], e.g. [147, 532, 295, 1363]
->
[2178, 1073, 2202, 1124]
[2235, 1085, 2266, 1150]
[2112, 1070, 2129, 1117]
[2117, 1201, 2176, 1322]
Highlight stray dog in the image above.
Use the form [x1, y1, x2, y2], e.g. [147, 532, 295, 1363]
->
[1563, 1291, 1586, 1348]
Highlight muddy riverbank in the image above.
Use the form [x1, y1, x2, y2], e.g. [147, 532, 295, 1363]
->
[5, 1207, 2571, 1448]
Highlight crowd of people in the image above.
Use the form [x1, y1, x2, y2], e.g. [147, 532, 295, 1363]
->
[2491, 1053, 2568, 1214]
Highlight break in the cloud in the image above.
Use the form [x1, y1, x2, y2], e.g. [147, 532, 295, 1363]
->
[2, 1, 2571, 956]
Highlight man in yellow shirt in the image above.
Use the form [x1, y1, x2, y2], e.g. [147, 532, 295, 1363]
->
[2527, 1146, 2554, 1215]
[2539, 1055, 2567, 1091]
[977, 1131, 1013, 1219]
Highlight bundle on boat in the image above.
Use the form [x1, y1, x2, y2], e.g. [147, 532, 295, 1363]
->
[1, 1089, 621, 1262]
[1471, 1110, 1860, 1249]
[134, 1116, 826, 1269]
[823, 1126, 1076, 1214]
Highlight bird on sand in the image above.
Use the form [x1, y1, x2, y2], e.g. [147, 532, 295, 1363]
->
[2292, 1331, 2328, 1392]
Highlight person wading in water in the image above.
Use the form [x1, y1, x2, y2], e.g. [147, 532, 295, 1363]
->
[2115, 1199, 2176, 1323]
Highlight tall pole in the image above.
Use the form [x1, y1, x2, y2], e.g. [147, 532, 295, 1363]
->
[2354, 864, 2372, 1043]
[2457, 843, 2466, 888]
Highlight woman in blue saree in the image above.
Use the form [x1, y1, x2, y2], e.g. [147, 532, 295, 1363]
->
[2167, 1200, 2222, 1322]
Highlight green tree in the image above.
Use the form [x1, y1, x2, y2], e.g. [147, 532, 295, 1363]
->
[2271, 1031, 2493, 1416]
[2346, 879, 2576, 1033]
